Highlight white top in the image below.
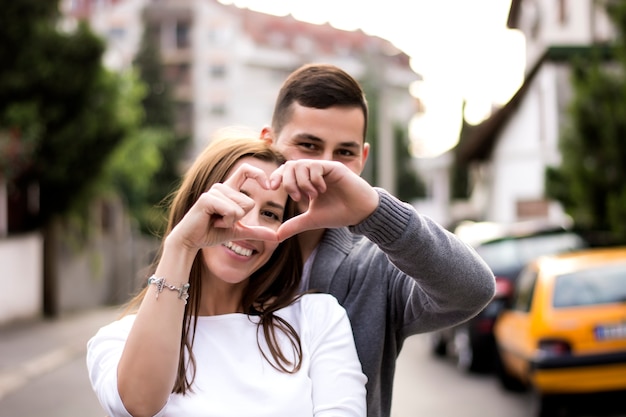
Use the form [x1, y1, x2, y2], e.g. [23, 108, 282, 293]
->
[86, 293, 367, 417]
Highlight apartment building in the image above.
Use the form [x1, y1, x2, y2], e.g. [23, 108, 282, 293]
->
[61, 0, 420, 161]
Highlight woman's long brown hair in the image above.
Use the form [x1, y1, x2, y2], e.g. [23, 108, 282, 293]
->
[123, 133, 304, 394]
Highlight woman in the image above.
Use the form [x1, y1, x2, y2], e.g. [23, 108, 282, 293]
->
[86, 133, 367, 417]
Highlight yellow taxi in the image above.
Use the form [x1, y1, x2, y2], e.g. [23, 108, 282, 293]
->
[493, 246, 626, 416]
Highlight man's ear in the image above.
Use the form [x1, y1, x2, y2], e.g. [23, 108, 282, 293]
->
[362, 142, 370, 167]
[260, 126, 274, 145]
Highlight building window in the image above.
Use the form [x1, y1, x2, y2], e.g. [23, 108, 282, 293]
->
[165, 63, 191, 85]
[557, 0, 569, 25]
[175, 102, 193, 134]
[176, 21, 190, 49]
[209, 64, 226, 79]
[107, 27, 126, 41]
[210, 102, 227, 116]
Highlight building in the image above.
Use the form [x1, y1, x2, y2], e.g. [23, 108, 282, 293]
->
[455, 0, 614, 226]
[61, 0, 420, 165]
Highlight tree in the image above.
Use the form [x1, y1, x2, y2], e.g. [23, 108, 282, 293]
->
[0, 1, 146, 316]
[360, 53, 424, 200]
[0, 1, 140, 232]
[545, 0, 626, 246]
[394, 125, 426, 202]
[107, 22, 191, 237]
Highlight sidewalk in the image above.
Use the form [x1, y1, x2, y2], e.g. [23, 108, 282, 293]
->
[0, 305, 122, 401]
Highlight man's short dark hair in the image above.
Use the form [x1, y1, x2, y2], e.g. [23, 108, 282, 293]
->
[271, 63, 369, 140]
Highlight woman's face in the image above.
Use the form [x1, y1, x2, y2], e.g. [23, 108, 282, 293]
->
[201, 157, 286, 286]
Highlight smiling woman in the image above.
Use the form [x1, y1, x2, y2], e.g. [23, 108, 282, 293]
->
[85, 130, 367, 417]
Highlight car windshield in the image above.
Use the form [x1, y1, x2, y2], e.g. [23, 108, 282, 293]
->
[553, 261, 626, 308]
[476, 232, 586, 278]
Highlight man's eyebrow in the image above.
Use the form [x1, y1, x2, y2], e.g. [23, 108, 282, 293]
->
[295, 133, 361, 149]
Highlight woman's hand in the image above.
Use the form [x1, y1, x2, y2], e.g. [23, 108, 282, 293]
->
[167, 163, 280, 253]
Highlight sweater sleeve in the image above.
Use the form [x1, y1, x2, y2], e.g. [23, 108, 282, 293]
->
[304, 294, 367, 417]
[349, 188, 496, 335]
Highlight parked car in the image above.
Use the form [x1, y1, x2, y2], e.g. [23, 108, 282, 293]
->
[493, 247, 626, 417]
[430, 224, 588, 373]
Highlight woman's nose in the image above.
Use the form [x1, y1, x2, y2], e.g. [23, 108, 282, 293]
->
[240, 210, 260, 227]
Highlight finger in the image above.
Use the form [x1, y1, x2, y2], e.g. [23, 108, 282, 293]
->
[268, 164, 285, 190]
[277, 162, 302, 201]
[233, 221, 279, 242]
[291, 162, 321, 199]
[276, 212, 316, 241]
[223, 163, 270, 191]
[203, 186, 253, 228]
[307, 161, 327, 194]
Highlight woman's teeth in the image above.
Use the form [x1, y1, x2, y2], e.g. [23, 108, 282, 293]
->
[224, 241, 253, 257]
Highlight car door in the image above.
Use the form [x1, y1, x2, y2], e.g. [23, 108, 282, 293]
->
[495, 266, 539, 383]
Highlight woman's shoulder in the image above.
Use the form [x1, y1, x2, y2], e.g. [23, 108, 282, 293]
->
[299, 292, 341, 307]
[292, 293, 346, 321]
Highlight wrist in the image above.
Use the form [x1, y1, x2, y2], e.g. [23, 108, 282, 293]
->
[158, 234, 198, 276]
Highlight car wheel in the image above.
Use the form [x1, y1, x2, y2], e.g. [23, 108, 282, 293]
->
[532, 391, 567, 417]
[494, 349, 527, 392]
[429, 332, 447, 357]
[452, 326, 486, 373]
[452, 327, 473, 371]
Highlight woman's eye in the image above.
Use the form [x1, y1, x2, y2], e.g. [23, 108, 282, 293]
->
[261, 210, 282, 222]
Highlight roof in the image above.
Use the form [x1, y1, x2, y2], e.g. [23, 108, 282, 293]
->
[238, 8, 412, 67]
[456, 45, 615, 163]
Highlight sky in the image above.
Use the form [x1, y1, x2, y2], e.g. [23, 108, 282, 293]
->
[219, 0, 526, 158]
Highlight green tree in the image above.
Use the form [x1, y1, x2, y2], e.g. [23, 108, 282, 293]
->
[360, 53, 424, 199]
[109, 22, 191, 237]
[0, 1, 139, 231]
[394, 125, 426, 202]
[545, 0, 626, 245]
[0, 1, 147, 316]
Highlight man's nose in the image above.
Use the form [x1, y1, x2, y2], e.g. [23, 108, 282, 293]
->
[321, 150, 334, 161]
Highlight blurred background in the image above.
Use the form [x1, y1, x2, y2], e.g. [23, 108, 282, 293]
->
[1, 1, 626, 416]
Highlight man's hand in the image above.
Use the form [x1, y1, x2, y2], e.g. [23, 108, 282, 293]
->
[269, 160, 379, 241]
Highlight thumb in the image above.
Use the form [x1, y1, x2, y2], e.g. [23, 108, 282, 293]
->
[233, 221, 279, 242]
[276, 213, 315, 242]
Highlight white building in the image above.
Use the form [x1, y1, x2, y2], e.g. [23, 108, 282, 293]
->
[455, 0, 614, 226]
[61, 0, 420, 169]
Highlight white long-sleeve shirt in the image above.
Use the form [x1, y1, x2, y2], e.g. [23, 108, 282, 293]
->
[87, 293, 367, 417]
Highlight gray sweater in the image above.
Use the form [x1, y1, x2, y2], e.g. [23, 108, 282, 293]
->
[306, 188, 495, 417]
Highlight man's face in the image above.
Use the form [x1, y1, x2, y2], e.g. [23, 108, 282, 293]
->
[268, 103, 369, 175]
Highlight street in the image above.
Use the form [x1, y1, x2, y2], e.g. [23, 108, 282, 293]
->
[391, 335, 530, 417]
[1, 309, 625, 417]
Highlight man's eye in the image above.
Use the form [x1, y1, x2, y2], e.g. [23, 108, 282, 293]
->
[337, 149, 355, 157]
[298, 142, 317, 150]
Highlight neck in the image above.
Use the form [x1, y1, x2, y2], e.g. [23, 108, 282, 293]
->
[199, 280, 246, 316]
[298, 228, 324, 262]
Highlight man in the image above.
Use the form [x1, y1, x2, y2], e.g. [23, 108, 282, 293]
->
[262, 63, 495, 417]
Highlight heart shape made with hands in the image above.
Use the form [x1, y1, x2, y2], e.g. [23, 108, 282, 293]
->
[230, 160, 376, 243]
[232, 200, 321, 243]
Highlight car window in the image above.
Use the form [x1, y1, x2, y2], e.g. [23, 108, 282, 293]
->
[553, 261, 626, 308]
[476, 232, 586, 278]
[476, 240, 522, 275]
[511, 268, 538, 312]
